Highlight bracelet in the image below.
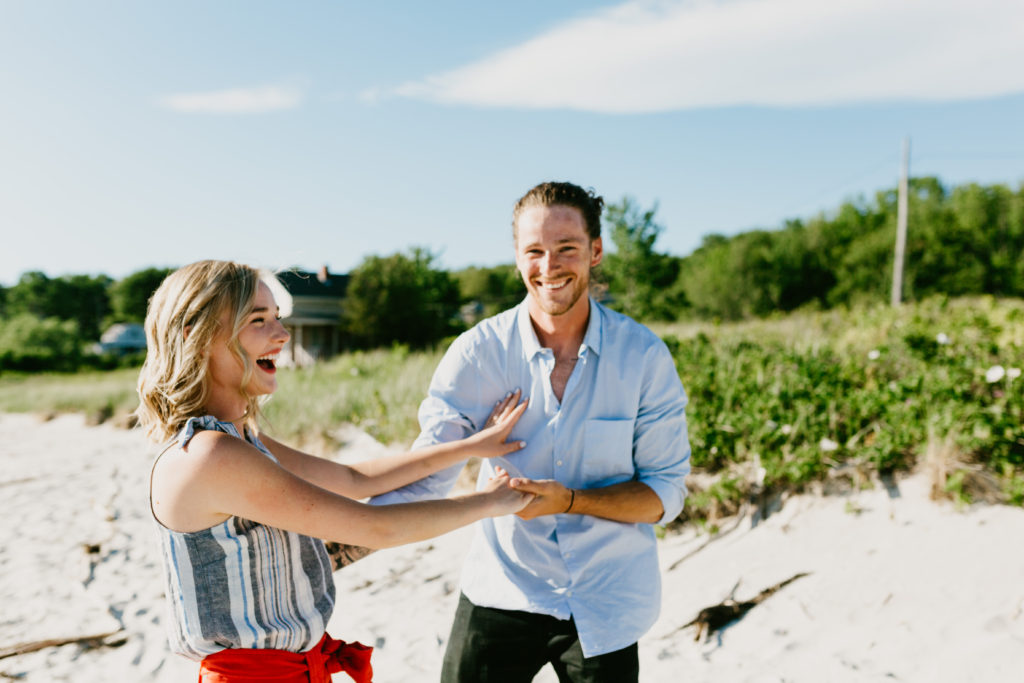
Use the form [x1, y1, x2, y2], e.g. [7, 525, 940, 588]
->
[564, 488, 576, 514]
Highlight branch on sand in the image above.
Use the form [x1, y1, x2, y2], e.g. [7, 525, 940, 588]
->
[680, 572, 811, 642]
[0, 630, 125, 660]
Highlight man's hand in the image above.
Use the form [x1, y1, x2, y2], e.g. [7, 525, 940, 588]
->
[509, 479, 665, 524]
[508, 477, 573, 520]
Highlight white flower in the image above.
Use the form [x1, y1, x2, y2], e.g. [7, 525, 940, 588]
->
[819, 437, 839, 452]
[349, 367, 360, 377]
[936, 333, 950, 345]
[781, 424, 793, 436]
[765, 419, 778, 430]
[868, 349, 881, 360]
[1008, 367, 1022, 380]
[985, 365, 1006, 383]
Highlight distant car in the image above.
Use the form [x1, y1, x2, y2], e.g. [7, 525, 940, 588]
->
[95, 323, 147, 355]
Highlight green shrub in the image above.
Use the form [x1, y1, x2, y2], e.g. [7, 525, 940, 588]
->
[0, 314, 82, 371]
[659, 295, 1024, 522]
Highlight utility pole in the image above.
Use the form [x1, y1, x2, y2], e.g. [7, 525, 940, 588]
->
[891, 137, 910, 307]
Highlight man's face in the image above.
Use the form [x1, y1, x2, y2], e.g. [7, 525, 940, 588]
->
[514, 204, 602, 318]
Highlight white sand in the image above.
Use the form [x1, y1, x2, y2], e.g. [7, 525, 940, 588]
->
[2, 412, 1022, 682]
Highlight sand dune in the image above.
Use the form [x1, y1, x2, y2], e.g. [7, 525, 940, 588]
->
[2, 412, 1022, 682]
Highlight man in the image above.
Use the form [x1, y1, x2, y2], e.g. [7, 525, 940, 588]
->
[372, 181, 690, 682]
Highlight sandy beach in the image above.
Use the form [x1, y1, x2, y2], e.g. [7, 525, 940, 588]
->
[2, 411, 1022, 682]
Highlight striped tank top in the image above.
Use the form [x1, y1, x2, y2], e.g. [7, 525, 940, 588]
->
[152, 416, 336, 660]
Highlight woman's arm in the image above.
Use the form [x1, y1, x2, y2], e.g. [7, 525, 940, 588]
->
[262, 391, 528, 500]
[151, 430, 532, 549]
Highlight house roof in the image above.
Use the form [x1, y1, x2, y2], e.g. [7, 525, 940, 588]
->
[275, 268, 349, 298]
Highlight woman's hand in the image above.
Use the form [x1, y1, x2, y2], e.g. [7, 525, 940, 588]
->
[478, 466, 535, 515]
[467, 389, 529, 458]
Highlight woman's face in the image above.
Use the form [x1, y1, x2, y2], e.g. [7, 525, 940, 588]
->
[207, 282, 289, 413]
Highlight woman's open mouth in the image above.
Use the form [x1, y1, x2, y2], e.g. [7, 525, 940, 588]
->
[256, 352, 279, 373]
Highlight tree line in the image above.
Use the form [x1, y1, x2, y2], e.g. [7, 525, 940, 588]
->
[656, 176, 1024, 320]
[458, 176, 1024, 323]
[0, 268, 172, 371]
[1, 176, 1021, 372]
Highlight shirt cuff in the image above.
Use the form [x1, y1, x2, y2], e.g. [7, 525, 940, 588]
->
[638, 476, 687, 526]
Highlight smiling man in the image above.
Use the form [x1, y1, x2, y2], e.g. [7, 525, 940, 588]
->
[371, 181, 691, 682]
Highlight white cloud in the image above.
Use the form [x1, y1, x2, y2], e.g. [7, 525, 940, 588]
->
[158, 84, 303, 114]
[391, 0, 1024, 113]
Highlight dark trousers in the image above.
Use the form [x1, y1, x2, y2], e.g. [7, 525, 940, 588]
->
[440, 594, 639, 683]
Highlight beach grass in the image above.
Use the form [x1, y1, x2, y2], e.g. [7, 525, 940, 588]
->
[263, 345, 444, 449]
[0, 367, 140, 424]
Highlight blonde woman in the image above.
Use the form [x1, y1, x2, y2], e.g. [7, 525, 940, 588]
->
[137, 260, 532, 682]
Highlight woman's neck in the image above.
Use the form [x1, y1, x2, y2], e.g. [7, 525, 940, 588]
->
[204, 396, 248, 434]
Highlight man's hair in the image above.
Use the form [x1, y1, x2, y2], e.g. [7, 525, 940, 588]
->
[512, 181, 604, 242]
[134, 259, 276, 443]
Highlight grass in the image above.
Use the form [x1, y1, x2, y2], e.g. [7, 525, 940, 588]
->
[2, 296, 1021, 520]
[0, 367, 140, 424]
[264, 345, 444, 449]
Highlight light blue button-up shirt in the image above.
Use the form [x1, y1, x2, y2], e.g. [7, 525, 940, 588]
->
[371, 297, 691, 656]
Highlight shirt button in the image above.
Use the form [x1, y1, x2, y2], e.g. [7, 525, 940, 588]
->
[556, 460, 563, 466]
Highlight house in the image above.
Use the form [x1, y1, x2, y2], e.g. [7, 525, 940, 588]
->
[271, 265, 348, 367]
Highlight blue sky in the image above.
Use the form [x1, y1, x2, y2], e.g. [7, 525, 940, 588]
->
[2, 0, 1023, 287]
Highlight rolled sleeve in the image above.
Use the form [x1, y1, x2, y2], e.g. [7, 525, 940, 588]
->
[632, 345, 691, 526]
[369, 336, 492, 506]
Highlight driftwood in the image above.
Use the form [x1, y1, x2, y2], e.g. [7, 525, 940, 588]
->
[323, 542, 377, 570]
[681, 572, 810, 642]
[0, 630, 125, 660]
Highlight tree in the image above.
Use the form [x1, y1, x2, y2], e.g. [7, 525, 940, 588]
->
[600, 197, 684, 321]
[108, 267, 174, 323]
[342, 248, 461, 349]
[452, 264, 524, 317]
[6, 271, 111, 341]
[0, 313, 82, 371]
[679, 236, 741, 319]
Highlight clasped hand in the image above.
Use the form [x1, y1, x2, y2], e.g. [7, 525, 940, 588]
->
[507, 478, 572, 520]
[474, 390, 573, 520]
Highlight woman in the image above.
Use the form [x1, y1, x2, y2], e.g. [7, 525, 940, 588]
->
[137, 260, 531, 682]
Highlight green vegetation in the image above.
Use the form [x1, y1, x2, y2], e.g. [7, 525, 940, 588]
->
[452, 264, 525, 318]
[671, 177, 1024, 321]
[654, 295, 1024, 521]
[0, 367, 140, 424]
[3, 176, 1021, 370]
[264, 345, 444, 449]
[0, 269, 158, 372]
[342, 248, 461, 349]
[1, 175, 1022, 520]
[107, 267, 175, 323]
[598, 197, 685, 321]
[2, 297, 1019, 518]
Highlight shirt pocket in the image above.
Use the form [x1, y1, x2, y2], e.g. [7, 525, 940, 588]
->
[581, 417, 635, 485]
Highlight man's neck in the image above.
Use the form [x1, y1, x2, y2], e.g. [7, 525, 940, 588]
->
[528, 297, 590, 359]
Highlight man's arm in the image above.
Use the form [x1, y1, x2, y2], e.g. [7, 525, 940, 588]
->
[369, 334, 503, 505]
[508, 479, 663, 523]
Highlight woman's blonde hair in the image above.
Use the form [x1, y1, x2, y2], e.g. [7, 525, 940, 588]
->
[135, 260, 276, 443]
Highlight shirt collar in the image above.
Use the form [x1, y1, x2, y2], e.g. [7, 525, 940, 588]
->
[516, 296, 603, 359]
